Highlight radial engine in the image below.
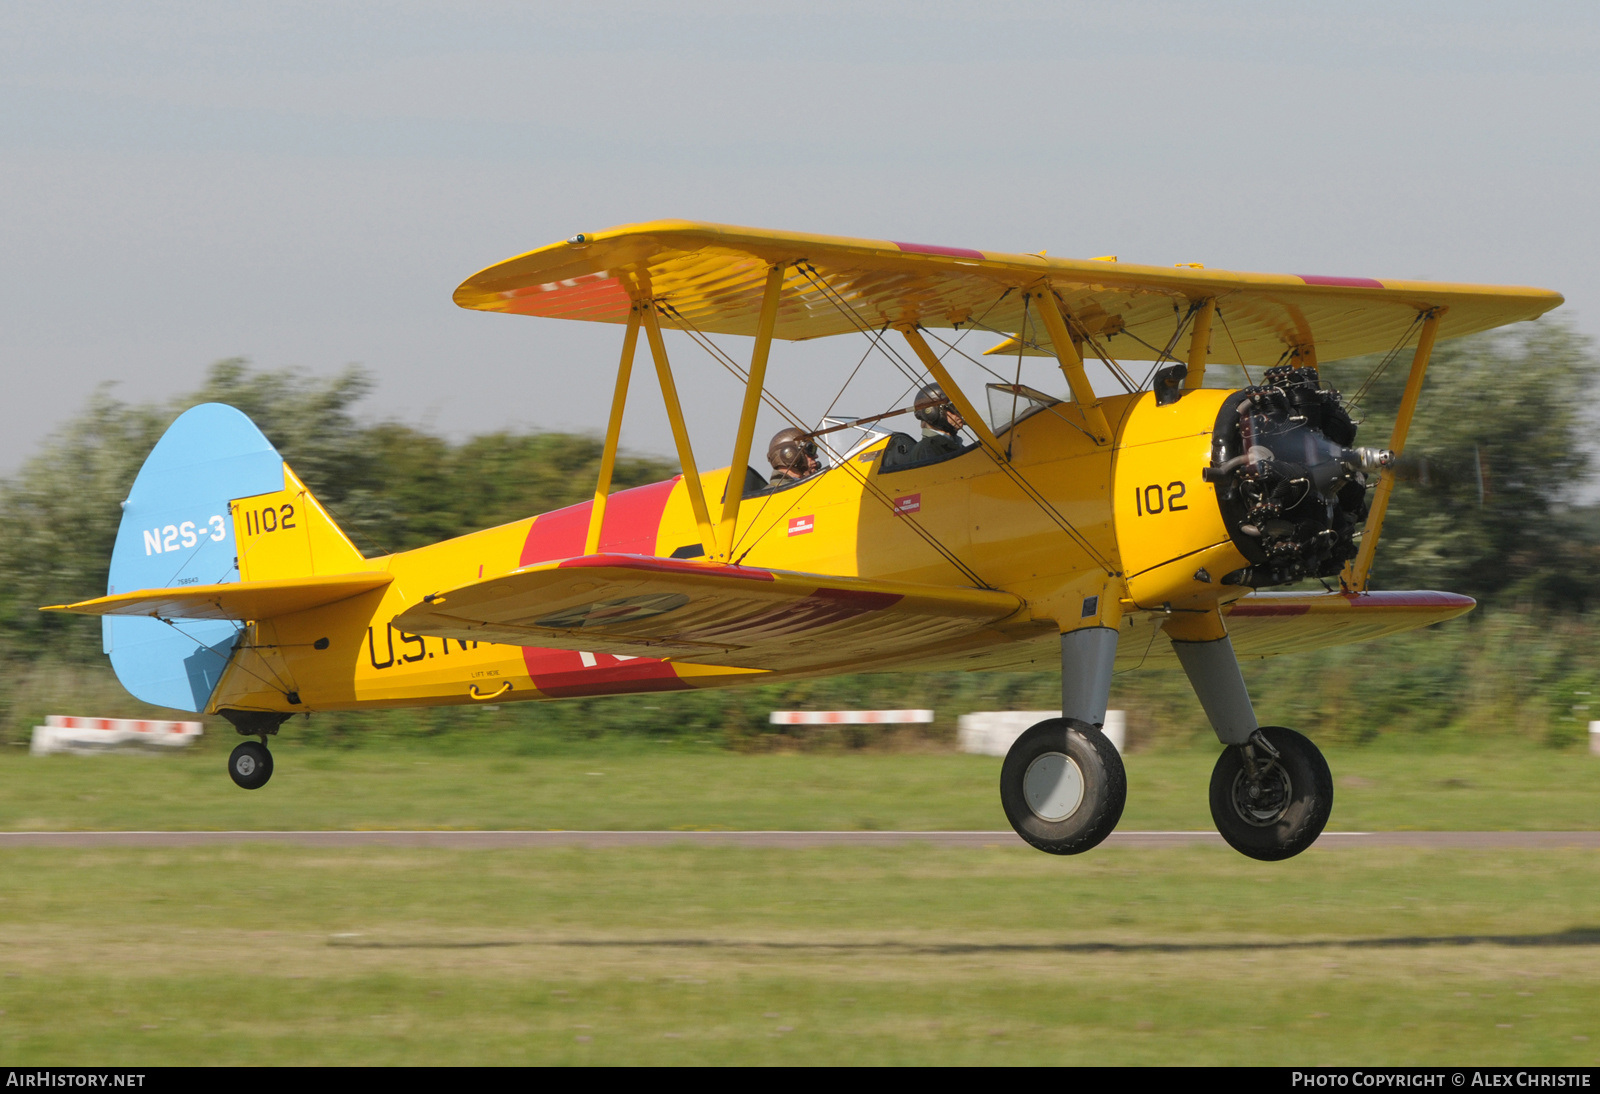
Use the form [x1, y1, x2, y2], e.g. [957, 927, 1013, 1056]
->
[1204, 366, 1391, 588]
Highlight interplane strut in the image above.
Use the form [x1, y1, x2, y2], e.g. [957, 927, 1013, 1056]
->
[1343, 308, 1446, 591]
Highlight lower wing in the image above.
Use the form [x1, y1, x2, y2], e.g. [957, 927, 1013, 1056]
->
[392, 553, 1024, 673]
[1223, 590, 1475, 657]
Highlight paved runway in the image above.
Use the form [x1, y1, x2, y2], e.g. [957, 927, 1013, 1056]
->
[0, 830, 1595, 848]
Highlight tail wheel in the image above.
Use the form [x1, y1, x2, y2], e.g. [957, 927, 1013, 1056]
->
[228, 741, 274, 790]
[1000, 718, 1126, 855]
[1209, 726, 1332, 861]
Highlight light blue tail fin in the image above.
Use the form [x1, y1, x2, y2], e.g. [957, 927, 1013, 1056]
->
[105, 404, 287, 711]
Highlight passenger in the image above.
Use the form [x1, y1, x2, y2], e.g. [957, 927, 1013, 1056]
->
[907, 383, 967, 464]
[767, 427, 821, 484]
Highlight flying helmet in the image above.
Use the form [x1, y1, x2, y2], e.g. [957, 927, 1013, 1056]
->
[767, 427, 818, 473]
[914, 383, 959, 434]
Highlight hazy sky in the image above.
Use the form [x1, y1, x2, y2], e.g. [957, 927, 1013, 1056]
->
[3, 1, 1597, 475]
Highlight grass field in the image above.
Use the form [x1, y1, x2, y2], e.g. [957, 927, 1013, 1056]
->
[1, 743, 1596, 1064]
[0, 843, 1595, 1064]
[2, 740, 1596, 831]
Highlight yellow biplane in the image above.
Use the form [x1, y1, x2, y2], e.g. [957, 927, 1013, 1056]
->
[47, 220, 1562, 860]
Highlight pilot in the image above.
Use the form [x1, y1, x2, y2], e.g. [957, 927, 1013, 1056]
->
[767, 427, 821, 483]
[907, 383, 966, 463]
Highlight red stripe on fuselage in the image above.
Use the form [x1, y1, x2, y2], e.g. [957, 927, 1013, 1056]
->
[519, 478, 677, 566]
[518, 478, 688, 695]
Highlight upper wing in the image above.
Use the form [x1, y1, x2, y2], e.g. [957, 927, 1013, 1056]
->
[1222, 590, 1476, 657]
[44, 572, 393, 621]
[453, 220, 1562, 365]
[392, 553, 1024, 672]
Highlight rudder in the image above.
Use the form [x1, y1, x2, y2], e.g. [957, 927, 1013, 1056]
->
[104, 403, 364, 712]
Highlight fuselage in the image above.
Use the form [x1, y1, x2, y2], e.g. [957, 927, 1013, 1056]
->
[209, 388, 1251, 714]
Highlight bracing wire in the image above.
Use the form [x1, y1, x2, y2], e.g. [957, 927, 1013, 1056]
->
[962, 306, 1141, 396]
[918, 328, 1102, 446]
[777, 273, 1123, 573]
[661, 269, 1123, 581]
[1347, 312, 1427, 414]
[1214, 303, 1254, 385]
[820, 333, 882, 422]
[1046, 292, 1144, 394]
[913, 324, 1116, 574]
[1009, 295, 1029, 457]
[792, 265, 929, 387]
[707, 273, 1024, 583]
[157, 617, 298, 701]
[817, 292, 998, 423]
[654, 298, 992, 587]
[1123, 300, 1201, 393]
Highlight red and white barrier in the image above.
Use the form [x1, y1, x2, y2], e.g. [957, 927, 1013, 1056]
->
[769, 709, 934, 726]
[31, 715, 203, 756]
[958, 710, 1125, 756]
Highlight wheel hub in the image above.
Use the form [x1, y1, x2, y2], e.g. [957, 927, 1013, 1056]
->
[235, 755, 257, 777]
[1230, 760, 1292, 827]
[1022, 752, 1085, 822]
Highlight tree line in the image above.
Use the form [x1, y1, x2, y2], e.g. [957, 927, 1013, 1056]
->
[1318, 317, 1600, 605]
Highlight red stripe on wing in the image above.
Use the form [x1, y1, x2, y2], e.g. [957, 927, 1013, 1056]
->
[1228, 590, 1475, 616]
[893, 241, 985, 260]
[556, 554, 777, 581]
[1296, 275, 1384, 289]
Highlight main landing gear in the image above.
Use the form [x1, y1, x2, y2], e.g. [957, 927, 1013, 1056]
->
[1000, 625, 1127, 855]
[1173, 632, 1333, 861]
[220, 710, 291, 791]
[999, 621, 1334, 861]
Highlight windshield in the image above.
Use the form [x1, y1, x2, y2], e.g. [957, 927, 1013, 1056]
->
[985, 383, 1062, 435]
[810, 416, 889, 463]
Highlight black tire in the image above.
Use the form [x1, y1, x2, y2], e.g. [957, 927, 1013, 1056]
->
[228, 741, 274, 790]
[1000, 718, 1127, 855]
[1209, 726, 1332, 861]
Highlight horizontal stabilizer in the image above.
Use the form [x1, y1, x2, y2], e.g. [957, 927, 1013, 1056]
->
[1223, 589, 1475, 657]
[393, 553, 1023, 672]
[46, 572, 393, 622]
